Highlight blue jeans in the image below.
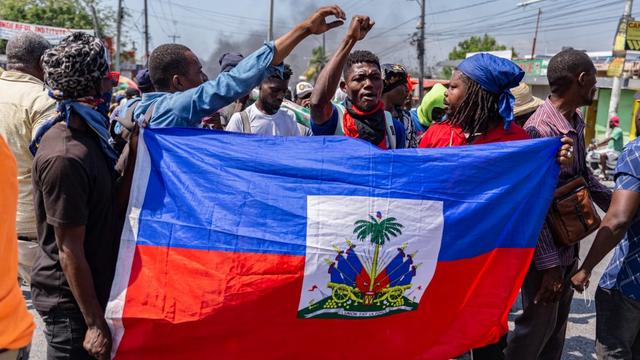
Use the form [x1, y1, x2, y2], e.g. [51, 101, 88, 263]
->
[38, 309, 90, 360]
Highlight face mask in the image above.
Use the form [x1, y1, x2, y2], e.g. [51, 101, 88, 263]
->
[96, 91, 113, 118]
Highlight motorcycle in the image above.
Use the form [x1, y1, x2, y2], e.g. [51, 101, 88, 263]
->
[587, 140, 616, 181]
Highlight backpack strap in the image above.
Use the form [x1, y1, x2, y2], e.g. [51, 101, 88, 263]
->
[240, 110, 252, 134]
[117, 98, 141, 131]
[334, 104, 345, 135]
[142, 103, 156, 126]
[384, 111, 397, 150]
[115, 102, 156, 175]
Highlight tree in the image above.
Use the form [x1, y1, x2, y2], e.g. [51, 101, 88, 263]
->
[353, 211, 403, 296]
[448, 34, 508, 61]
[303, 46, 327, 81]
[0, 0, 116, 53]
[442, 34, 512, 78]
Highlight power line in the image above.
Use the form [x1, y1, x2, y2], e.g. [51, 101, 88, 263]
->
[376, 35, 413, 58]
[428, 0, 624, 38]
[149, 0, 171, 36]
[429, 13, 625, 41]
[162, 0, 292, 27]
[428, 0, 508, 16]
[368, 16, 419, 40]
[141, 9, 266, 38]
[429, 0, 607, 34]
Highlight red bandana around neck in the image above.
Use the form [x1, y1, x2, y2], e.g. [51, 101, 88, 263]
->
[342, 100, 388, 149]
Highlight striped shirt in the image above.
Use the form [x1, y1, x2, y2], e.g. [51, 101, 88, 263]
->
[524, 98, 612, 270]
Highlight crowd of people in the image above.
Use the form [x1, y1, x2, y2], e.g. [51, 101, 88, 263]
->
[1, 4, 639, 360]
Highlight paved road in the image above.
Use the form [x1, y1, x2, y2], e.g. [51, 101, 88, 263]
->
[23, 200, 614, 359]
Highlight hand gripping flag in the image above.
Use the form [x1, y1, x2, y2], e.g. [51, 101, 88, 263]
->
[106, 128, 560, 359]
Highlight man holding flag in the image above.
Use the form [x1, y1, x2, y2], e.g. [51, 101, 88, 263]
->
[106, 49, 567, 359]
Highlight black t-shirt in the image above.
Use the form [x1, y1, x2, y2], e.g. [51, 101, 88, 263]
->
[31, 122, 118, 312]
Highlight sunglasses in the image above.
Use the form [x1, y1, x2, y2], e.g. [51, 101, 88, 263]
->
[105, 71, 120, 86]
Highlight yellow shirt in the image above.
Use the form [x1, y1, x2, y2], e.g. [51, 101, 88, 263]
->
[0, 71, 56, 237]
[0, 136, 34, 349]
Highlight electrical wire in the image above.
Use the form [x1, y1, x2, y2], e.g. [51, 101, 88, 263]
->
[368, 16, 419, 40]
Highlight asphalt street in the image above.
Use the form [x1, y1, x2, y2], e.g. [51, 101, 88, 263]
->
[22, 193, 614, 360]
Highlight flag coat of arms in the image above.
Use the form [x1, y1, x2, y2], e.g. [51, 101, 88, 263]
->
[106, 128, 560, 359]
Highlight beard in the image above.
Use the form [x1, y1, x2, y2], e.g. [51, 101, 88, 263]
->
[260, 99, 283, 115]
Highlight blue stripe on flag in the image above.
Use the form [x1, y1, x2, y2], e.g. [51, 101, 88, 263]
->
[135, 128, 560, 260]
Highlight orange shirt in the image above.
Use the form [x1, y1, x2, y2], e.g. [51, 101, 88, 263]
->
[0, 136, 34, 349]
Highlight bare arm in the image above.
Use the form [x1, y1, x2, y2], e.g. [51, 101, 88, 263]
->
[571, 189, 640, 292]
[594, 137, 612, 148]
[583, 190, 640, 272]
[55, 225, 111, 359]
[310, 16, 375, 125]
[272, 6, 346, 66]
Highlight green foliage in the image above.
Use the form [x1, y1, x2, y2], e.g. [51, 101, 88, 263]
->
[0, 0, 116, 53]
[353, 215, 403, 246]
[303, 46, 328, 81]
[447, 34, 508, 60]
[0, 0, 115, 31]
[442, 66, 453, 79]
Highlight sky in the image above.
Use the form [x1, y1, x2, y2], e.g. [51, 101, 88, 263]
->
[107, 0, 638, 78]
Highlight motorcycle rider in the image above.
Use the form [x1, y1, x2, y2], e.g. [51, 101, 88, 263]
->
[589, 115, 624, 180]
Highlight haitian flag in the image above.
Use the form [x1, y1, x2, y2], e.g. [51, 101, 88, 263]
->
[106, 128, 560, 359]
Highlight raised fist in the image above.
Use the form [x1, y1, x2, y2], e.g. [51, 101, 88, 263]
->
[346, 15, 375, 41]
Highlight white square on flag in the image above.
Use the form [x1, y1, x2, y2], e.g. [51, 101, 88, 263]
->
[298, 196, 444, 319]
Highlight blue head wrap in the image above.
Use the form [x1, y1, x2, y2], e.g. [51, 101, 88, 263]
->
[457, 53, 525, 129]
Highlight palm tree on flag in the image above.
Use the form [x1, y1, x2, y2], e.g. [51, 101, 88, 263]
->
[353, 211, 403, 293]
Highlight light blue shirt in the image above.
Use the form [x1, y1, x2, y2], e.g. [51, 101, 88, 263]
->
[135, 42, 283, 128]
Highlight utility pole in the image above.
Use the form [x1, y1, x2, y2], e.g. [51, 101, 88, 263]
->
[115, 0, 123, 71]
[418, 0, 425, 101]
[608, 0, 634, 135]
[268, 0, 274, 41]
[531, 8, 541, 59]
[89, 2, 102, 39]
[144, 0, 150, 63]
[168, 34, 181, 43]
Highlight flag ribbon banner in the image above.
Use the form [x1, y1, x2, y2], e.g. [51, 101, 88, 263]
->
[106, 128, 560, 359]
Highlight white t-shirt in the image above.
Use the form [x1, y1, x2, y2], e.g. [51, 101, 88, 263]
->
[226, 103, 300, 136]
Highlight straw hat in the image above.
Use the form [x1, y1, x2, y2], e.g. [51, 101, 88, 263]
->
[512, 82, 544, 117]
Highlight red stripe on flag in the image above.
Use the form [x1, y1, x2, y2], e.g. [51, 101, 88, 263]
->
[115, 246, 532, 359]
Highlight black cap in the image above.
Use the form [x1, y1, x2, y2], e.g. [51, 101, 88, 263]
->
[135, 68, 153, 92]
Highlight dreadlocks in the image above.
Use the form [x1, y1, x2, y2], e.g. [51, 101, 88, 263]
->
[447, 72, 501, 144]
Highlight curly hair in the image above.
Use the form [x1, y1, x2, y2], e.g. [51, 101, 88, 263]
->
[547, 48, 595, 95]
[6, 31, 51, 70]
[148, 43, 193, 90]
[343, 50, 380, 78]
[447, 72, 501, 144]
[267, 63, 292, 81]
[42, 32, 108, 100]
